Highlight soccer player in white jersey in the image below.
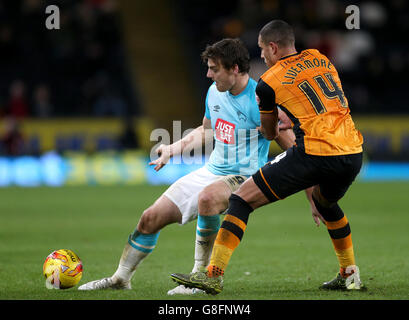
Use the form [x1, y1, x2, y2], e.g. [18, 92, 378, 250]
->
[78, 38, 310, 293]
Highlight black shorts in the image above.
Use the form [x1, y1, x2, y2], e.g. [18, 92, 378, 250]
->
[252, 146, 363, 203]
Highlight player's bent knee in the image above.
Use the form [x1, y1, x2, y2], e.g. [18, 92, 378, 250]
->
[198, 191, 212, 207]
[137, 203, 182, 234]
[198, 189, 225, 215]
[137, 208, 161, 234]
[312, 186, 334, 208]
[311, 194, 343, 222]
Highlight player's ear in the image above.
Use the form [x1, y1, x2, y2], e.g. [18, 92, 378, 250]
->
[232, 64, 240, 74]
[270, 42, 279, 55]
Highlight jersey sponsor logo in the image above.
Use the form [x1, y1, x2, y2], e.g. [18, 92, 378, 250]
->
[215, 118, 235, 144]
[212, 105, 221, 112]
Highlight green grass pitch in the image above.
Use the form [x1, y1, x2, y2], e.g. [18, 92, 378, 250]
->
[0, 181, 408, 300]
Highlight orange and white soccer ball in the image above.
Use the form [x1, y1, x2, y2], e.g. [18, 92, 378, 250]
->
[43, 249, 83, 289]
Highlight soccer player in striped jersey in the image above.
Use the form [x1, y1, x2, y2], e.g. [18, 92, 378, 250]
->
[171, 20, 365, 294]
[78, 38, 311, 292]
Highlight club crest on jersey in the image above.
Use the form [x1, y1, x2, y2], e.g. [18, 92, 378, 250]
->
[237, 110, 247, 122]
[215, 118, 235, 144]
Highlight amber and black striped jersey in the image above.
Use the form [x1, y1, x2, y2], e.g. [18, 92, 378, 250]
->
[256, 49, 363, 156]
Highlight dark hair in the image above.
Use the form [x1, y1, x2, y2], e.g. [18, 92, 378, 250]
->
[201, 38, 250, 73]
[259, 20, 295, 47]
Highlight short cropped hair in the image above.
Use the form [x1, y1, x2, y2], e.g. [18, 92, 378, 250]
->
[259, 20, 295, 47]
[201, 38, 250, 73]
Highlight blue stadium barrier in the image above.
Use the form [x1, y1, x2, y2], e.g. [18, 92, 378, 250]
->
[0, 153, 408, 187]
[358, 162, 409, 181]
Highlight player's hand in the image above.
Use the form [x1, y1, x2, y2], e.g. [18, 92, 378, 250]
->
[149, 144, 172, 171]
[278, 108, 292, 130]
[311, 201, 326, 227]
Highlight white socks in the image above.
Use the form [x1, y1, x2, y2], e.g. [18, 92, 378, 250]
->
[192, 215, 221, 272]
[112, 231, 160, 283]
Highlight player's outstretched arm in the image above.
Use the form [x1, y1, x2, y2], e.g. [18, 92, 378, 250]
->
[149, 116, 212, 171]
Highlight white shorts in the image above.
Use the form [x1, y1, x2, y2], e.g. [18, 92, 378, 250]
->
[163, 166, 247, 225]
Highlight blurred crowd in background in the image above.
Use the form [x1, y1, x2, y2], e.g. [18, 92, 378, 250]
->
[176, 0, 409, 115]
[0, 0, 137, 119]
[0, 0, 408, 158]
